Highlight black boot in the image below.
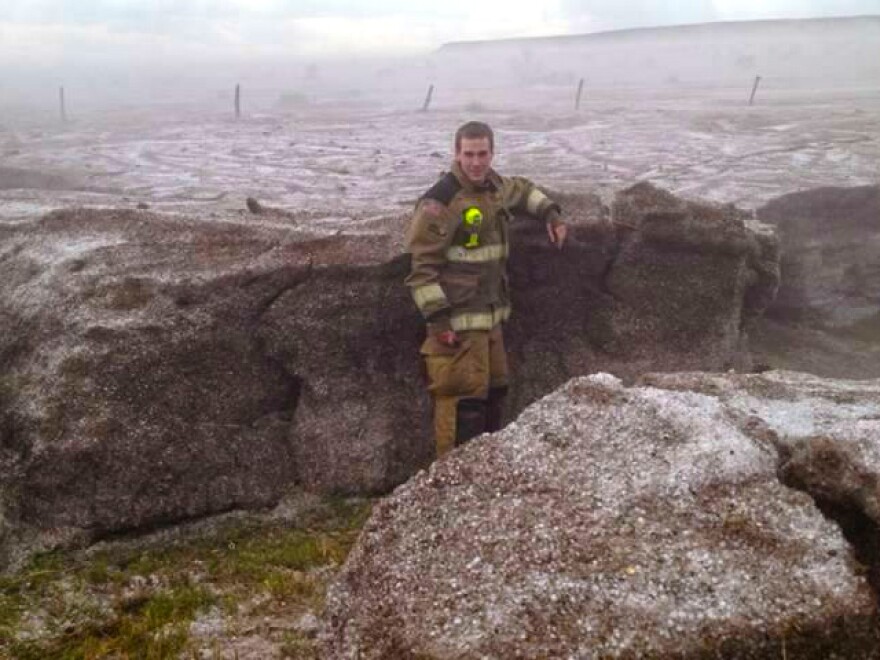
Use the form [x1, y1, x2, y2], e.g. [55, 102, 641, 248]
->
[486, 386, 508, 433]
[455, 398, 488, 446]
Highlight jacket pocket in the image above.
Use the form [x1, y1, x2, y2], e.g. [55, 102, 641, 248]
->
[420, 337, 484, 397]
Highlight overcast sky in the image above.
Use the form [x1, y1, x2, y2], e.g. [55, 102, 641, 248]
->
[2, 0, 879, 68]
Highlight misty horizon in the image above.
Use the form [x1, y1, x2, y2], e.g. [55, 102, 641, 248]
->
[3, 13, 880, 123]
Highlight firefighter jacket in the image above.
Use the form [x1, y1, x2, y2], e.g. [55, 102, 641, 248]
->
[405, 162, 561, 332]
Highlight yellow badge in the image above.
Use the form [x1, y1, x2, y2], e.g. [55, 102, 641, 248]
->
[462, 206, 482, 248]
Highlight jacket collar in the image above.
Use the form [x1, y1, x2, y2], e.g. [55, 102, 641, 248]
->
[451, 161, 501, 193]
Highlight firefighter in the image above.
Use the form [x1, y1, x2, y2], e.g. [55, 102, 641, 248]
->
[405, 121, 567, 458]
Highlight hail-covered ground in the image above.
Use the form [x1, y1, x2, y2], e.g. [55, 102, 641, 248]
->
[1, 82, 878, 226]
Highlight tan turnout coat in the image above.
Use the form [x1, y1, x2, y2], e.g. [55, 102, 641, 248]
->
[405, 162, 560, 332]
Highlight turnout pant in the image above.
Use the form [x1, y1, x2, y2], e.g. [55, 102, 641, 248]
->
[420, 324, 509, 458]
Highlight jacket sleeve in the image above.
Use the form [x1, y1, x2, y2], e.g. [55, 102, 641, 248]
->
[501, 176, 562, 224]
[404, 198, 457, 323]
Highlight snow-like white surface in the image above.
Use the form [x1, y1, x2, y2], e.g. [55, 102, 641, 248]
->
[715, 371, 880, 443]
[328, 369, 880, 658]
[2, 84, 878, 223]
[31, 235, 128, 263]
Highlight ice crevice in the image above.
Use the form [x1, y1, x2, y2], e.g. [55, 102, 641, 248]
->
[773, 435, 880, 606]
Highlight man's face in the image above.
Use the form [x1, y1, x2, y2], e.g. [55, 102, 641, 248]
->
[455, 136, 493, 184]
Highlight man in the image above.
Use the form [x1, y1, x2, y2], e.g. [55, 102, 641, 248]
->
[405, 121, 567, 458]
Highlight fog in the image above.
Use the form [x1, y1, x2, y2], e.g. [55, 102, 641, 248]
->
[437, 17, 880, 89]
[1, 14, 879, 122]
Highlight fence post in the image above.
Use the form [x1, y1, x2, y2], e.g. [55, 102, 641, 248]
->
[575, 78, 584, 110]
[421, 84, 434, 112]
[749, 75, 761, 106]
[235, 83, 241, 118]
[59, 86, 67, 122]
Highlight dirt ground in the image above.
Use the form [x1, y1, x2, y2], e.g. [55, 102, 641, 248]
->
[1, 83, 878, 225]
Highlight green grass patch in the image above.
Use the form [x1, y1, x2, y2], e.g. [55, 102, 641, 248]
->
[1, 551, 68, 640]
[0, 497, 372, 658]
[9, 584, 214, 659]
[0, 577, 26, 640]
[280, 631, 320, 659]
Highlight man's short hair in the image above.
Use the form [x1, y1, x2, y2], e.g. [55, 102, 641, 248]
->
[454, 121, 494, 153]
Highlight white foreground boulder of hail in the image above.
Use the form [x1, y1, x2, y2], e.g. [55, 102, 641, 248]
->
[325, 371, 880, 659]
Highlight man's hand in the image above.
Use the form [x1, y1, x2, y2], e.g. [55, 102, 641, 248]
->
[546, 221, 567, 249]
[437, 330, 460, 347]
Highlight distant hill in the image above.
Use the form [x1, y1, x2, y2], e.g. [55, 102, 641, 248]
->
[439, 15, 880, 51]
[434, 15, 880, 88]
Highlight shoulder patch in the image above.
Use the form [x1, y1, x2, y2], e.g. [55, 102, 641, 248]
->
[422, 172, 462, 206]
